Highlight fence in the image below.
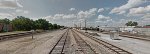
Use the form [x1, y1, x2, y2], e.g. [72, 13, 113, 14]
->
[99, 27, 150, 36]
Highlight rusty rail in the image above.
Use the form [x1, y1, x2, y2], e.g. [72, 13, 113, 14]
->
[49, 29, 69, 54]
[75, 30, 132, 54]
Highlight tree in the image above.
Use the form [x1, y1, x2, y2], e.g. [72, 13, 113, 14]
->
[146, 25, 150, 26]
[48, 23, 53, 29]
[0, 16, 62, 31]
[0, 18, 10, 24]
[132, 22, 138, 26]
[35, 19, 49, 30]
[125, 21, 138, 26]
[53, 24, 58, 29]
[11, 16, 34, 31]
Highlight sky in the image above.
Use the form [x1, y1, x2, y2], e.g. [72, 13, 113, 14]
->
[0, 0, 150, 27]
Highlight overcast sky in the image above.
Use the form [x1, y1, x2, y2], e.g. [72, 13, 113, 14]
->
[0, 0, 150, 27]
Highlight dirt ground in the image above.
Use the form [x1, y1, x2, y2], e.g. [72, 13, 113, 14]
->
[0, 29, 66, 54]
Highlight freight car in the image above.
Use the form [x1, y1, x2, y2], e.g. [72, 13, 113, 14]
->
[0, 23, 3, 32]
[0, 23, 13, 32]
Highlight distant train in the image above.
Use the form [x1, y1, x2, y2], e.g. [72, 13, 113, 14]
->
[0, 23, 13, 32]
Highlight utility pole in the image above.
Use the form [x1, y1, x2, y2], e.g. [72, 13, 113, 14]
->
[85, 19, 87, 32]
[80, 22, 81, 29]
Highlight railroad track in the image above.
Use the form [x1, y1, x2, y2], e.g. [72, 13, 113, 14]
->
[0, 32, 32, 41]
[0, 31, 45, 41]
[71, 29, 97, 54]
[119, 35, 150, 41]
[49, 29, 69, 54]
[75, 30, 132, 54]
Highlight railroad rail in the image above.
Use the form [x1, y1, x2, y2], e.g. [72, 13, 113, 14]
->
[71, 29, 97, 54]
[0, 31, 44, 41]
[75, 30, 132, 54]
[119, 35, 150, 41]
[49, 29, 69, 54]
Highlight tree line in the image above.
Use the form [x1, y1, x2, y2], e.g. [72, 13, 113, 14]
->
[0, 16, 63, 31]
[125, 21, 138, 26]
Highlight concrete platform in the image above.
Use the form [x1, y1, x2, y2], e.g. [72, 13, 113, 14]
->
[85, 30, 150, 54]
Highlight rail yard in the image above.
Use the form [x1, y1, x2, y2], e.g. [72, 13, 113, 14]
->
[0, 0, 150, 54]
[0, 28, 149, 54]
